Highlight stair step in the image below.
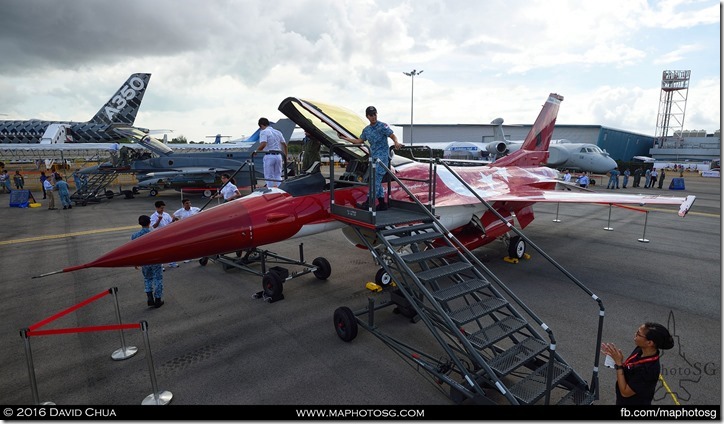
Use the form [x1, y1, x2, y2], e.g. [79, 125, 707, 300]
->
[467, 316, 527, 350]
[449, 297, 507, 326]
[401, 246, 458, 264]
[380, 223, 436, 237]
[489, 336, 548, 375]
[432, 279, 489, 302]
[508, 360, 573, 405]
[415, 262, 472, 283]
[387, 230, 442, 246]
[556, 387, 595, 405]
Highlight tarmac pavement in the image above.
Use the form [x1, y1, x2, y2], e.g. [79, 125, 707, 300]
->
[0, 171, 720, 409]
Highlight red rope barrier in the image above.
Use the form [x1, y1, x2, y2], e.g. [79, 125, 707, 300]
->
[27, 323, 140, 337]
[28, 289, 111, 331]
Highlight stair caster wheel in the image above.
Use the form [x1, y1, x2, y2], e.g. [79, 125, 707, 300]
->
[333, 307, 358, 342]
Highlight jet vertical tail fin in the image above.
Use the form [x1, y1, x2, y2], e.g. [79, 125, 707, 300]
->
[492, 93, 563, 168]
[89, 73, 152, 125]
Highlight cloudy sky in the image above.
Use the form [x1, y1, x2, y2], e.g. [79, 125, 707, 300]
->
[0, 0, 719, 143]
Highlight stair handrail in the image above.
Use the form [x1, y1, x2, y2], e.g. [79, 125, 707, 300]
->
[368, 157, 525, 404]
[373, 156, 602, 402]
[435, 159, 603, 400]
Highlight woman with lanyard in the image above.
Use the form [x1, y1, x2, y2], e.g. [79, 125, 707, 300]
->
[601, 322, 674, 405]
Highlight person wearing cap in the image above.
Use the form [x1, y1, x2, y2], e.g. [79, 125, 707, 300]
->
[131, 215, 165, 308]
[338, 105, 401, 210]
[256, 117, 288, 188]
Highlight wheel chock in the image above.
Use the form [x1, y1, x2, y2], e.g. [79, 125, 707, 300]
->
[365, 282, 383, 292]
[523, 253, 532, 260]
[503, 256, 519, 264]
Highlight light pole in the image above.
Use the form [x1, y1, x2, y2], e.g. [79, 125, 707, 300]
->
[403, 69, 423, 146]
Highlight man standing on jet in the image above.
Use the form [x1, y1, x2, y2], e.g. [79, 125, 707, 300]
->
[256, 118, 287, 188]
[338, 106, 401, 211]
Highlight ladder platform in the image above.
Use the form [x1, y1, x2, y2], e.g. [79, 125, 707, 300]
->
[489, 336, 548, 376]
[556, 386, 596, 405]
[374, 208, 432, 229]
[467, 315, 528, 350]
[380, 222, 436, 237]
[387, 230, 442, 247]
[432, 278, 489, 302]
[508, 359, 573, 405]
[449, 297, 507, 326]
[401, 246, 458, 264]
[415, 262, 472, 282]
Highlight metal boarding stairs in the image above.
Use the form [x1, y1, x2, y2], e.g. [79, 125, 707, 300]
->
[70, 170, 121, 206]
[329, 148, 602, 405]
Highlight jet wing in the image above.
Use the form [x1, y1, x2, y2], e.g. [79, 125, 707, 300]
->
[145, 167, 229, 177]
[0, 143, 120, 161]
[484, 190, 696, 217]
[401, 163, 696, 217]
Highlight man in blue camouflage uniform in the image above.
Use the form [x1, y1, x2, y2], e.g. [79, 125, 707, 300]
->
[132, 215, 164, 308]
[339, 106, 401, 210]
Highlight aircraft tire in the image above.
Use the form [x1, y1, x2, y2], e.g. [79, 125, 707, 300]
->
[262, 271, 284, 299]
[149, 189, 158, 197]
[312, 257, 331, 280]
[508, 236, 526, 259]
[199, 257, 209, 266]
[375, 268, 392, 286]
[333, 307, 358, 342]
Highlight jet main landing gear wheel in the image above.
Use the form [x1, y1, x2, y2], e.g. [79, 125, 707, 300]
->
[375, 268, 392, 286]
[508, 235, 526, 259]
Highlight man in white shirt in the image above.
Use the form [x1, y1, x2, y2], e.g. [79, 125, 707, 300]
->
[214, 173, 241, 202]
[151, 200, 177, 268]
[256, 118, 288, 188]
[173, 198, 201, 221]
[173, 198, 201, 263]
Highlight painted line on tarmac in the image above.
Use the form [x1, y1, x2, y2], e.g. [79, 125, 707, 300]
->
[0, 225, 137, 246]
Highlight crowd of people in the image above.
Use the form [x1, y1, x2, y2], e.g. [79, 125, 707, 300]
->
[565, 166, 671, 190]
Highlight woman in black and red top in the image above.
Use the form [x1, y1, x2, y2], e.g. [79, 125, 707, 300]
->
[601, 322, 674, 405]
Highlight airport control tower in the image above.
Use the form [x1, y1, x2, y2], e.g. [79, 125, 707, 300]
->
[654, 70, 691, 148]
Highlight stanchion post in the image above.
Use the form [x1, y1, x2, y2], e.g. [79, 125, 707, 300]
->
[603, 204, 614, 231]
[553, 203, 561, 223]
[109, 287, 138, 361]
[140, 321, 173, 405]
[20, 329, 54, 405]
[638, 211, 650, 243]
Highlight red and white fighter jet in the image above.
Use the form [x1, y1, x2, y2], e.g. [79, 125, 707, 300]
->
[50, 93, 695, 274]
